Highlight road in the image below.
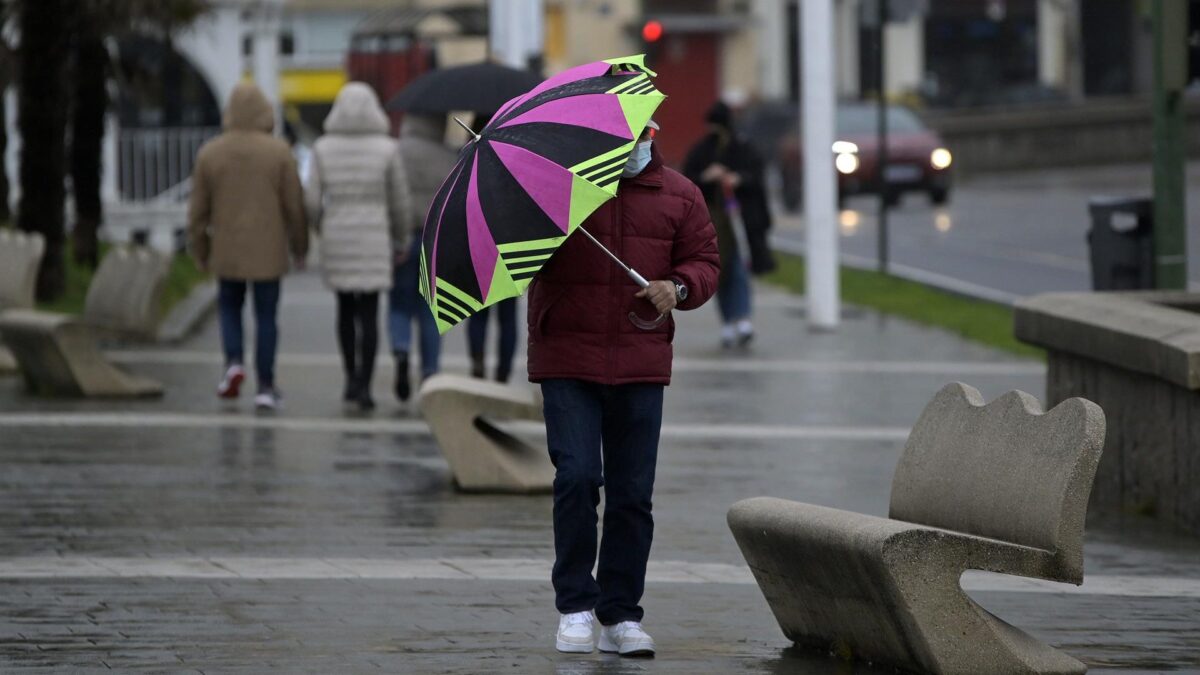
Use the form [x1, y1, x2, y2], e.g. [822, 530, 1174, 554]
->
[772, 162, 1200, 302]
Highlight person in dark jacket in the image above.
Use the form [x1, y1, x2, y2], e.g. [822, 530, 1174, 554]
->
[528, 121, 720, 657]
[683, 101, 775, 348]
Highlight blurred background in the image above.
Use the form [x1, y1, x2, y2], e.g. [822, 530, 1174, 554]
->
[5, 0, 1200, 303]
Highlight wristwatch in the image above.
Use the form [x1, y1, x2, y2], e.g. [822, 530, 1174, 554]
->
[673, 281, 688, 303]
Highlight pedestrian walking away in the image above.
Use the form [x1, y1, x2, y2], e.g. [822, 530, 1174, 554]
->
[188, 81, 308, 411]
[306, 82, 413, 412]
[684, 100, 774, 349]
[529, 121, 719, 657]
[391, 113, 456, 401]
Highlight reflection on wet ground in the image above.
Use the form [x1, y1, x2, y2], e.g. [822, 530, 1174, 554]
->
[1, 272, 1197, 672]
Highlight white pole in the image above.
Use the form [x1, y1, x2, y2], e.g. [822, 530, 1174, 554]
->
[489, 0, 508, 65]
[523, 0, 545, 71]
[801, 0, 840, 330]
[251, 0, 283, 135]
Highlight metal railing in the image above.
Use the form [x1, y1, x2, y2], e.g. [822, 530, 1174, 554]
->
[117, 126, 219, 203]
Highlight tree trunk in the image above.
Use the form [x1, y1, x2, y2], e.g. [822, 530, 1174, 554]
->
[70, 31, 108, 269]
[17, 0, 71, 301]
[0, 90, 9, 224]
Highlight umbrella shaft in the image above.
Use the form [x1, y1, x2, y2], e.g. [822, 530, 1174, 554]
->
[577, 225, 649, 289]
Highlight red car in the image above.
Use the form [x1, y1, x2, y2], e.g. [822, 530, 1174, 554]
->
[775, 103, 953, 209]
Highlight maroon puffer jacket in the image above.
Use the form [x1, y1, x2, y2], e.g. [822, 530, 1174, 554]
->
[526, 146, 720, 385]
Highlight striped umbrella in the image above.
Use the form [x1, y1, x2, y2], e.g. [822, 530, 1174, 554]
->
[419, 54, 666, 334]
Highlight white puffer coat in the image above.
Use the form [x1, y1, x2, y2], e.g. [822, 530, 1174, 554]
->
[306, 82, 413, 291]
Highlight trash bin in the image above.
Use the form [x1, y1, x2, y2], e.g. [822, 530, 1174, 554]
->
[1087, 196, 1155, 290]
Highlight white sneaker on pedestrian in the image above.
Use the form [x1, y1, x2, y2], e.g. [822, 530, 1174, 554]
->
[254, 389, 283, 411]
[598, 620, 655, 657]
[736, 319, 755, 347]
[720, 324, 737, 349]
[555, 611, 595, 653]
[217, 364, 245, 399]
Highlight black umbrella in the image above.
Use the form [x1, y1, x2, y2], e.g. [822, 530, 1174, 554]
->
[387, 62, 544, 116]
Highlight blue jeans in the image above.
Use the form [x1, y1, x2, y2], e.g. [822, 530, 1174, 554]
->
[217, 278, 281, 389]
[540, 379, 664, 625]
[388, 237, 441, 378]
[717, 247, 752, 324]
[466, 298, 517, 380]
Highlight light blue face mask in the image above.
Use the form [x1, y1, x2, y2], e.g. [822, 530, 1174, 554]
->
[622, 140, 653, 177]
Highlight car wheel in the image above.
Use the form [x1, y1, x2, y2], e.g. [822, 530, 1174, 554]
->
[929, 187, 949, 205]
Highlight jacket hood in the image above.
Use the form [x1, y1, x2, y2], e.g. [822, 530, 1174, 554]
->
[324, 82, 390, 135]
[401, 113, 447, 142]
[223, 82, 275, 133]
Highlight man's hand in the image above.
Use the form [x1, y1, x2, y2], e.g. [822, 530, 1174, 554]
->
[394, 248, 410, 266]
[293, 255, 307, 272]
[635, 280, 678, 315]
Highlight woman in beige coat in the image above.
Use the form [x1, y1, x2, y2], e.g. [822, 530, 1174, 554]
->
[188, 81, 308, 411]
[306, 82, 413, 411]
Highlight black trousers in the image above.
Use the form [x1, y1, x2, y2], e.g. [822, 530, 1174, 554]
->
[336, 291, 380, 389]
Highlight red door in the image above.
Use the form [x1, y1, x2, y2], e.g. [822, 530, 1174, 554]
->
[645, 32, 719, 167]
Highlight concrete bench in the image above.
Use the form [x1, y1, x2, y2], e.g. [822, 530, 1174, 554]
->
[0, 229, 44, 310]
[728, 382, 1106, 675]
[0, 230, 46, 374]
[0, 246, 171, 397]
[418, 374, 552, 493]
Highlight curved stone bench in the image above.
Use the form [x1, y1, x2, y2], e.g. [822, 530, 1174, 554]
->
[0, 230, 46, 374]
[0, 229, 44, 310]
[418, 374, 552, 493]
[0, 246, 170, 397]
[728, 382, 1106, 675]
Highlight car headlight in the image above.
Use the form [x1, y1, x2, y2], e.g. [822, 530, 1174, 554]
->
[835, 152, 859, 175]
[831, 140, 859, 155]
[930, 148, 952, 170]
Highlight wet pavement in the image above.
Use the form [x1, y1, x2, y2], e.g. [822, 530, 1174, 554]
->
[774, 162, 1200, 301]
[1, 271, 1198, 673]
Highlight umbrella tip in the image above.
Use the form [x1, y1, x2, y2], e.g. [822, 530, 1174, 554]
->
[453, 116, 482, 142]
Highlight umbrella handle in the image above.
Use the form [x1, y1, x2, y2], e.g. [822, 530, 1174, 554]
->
[629, 311, 669, 330]
[626, 268, 669, 330]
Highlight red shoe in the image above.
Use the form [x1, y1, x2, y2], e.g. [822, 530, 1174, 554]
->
[217, 364, 246, 399]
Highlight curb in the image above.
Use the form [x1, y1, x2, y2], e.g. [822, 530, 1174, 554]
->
[769, 235, 1020, 306]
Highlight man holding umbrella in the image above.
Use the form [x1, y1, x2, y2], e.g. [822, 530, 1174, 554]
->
[415, 56, 718, 656]
[528, 119, 719, 656]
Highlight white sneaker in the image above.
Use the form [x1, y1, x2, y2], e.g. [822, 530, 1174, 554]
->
[598, 620, 655, 657]
[720, 324, 737, 349]
[254, 389, 283, 411]
[736, 319, 755, 347]
[555, 611, 595, 653]
[217, 364, 245, 399]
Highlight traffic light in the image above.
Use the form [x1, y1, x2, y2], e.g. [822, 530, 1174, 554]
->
[642, 20, 663, 43]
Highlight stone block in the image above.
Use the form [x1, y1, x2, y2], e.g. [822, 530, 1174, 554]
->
[417, 374, 551, 493]
[728, 383, 1105, 675]
[1017, 291, 1200, 534]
